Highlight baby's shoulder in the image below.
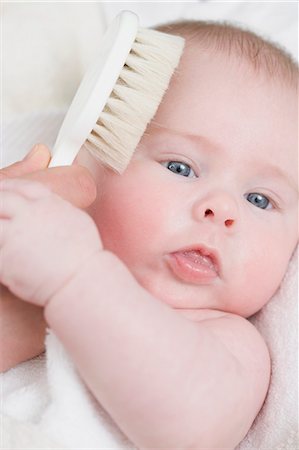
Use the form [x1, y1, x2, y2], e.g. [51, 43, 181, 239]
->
[199, 309, 271, 402]
[180, 309, 271, 409]
[182, 309, 270, 367]
[200, 310, 269, 365]
[191, 309, 269, 369]
[176, 309, 271, 445]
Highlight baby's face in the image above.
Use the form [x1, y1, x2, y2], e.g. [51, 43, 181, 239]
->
[81, 47, 298, 318]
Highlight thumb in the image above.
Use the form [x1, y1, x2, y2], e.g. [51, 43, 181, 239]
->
[0, 144, 51, 180]
[22, 144, 51, 168]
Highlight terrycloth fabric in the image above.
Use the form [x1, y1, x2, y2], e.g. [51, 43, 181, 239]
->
[1, 333, 134, 449]
[39, 332, 133, 449]
[1, 414, 63, 449]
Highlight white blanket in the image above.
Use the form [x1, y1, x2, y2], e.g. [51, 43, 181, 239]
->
[2, 2, 298, 448]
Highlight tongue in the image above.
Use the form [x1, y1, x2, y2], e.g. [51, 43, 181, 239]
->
[182, 250, 215, 269]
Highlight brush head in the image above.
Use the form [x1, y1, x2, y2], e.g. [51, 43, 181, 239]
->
[49, 11, 184, 173]
[84, 27, 185, 173]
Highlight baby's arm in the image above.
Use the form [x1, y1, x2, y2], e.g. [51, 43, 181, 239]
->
[46, 255, 270, 449]
[0, 148, 96, 372]
[0, 179, 270, 449]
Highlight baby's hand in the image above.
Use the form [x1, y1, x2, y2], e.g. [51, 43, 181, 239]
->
[0, 178, 102, 307]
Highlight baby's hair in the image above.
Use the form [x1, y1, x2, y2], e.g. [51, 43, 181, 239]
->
[156, 20, 298, 87]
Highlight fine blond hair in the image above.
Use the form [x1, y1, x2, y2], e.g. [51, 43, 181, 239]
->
[155, 20, 298, 87]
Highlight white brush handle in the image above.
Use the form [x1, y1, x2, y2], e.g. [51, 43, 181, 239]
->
[49, 10, 139, 167]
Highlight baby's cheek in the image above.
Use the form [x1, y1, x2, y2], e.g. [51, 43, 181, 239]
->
[92, 178, 166, 266]
[97, 197, 159, 262]
[229, 237, 293, 316]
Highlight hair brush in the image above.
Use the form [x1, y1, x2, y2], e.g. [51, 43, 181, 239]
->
[48, 10, 184, 173]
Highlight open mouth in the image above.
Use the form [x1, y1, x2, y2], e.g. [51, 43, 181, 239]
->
[166, 246, 220, 285]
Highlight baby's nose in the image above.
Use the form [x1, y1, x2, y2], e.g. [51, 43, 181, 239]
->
[192, 192, 238, 228]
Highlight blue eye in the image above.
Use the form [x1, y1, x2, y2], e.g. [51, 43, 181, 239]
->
[246, 192, 271, 210]
[162, 161, 196, 178]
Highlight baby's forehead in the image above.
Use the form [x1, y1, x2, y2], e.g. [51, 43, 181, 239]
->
[144, 24, 297, 184]
[159, 21, 298, 90]
[143, 69, 297, 177]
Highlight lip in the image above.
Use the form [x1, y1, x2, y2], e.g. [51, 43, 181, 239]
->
[165, 245, 220, 285]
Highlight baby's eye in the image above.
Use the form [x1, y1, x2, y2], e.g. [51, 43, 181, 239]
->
[246, 192, 272, 210]
[161, 161, 196, 178]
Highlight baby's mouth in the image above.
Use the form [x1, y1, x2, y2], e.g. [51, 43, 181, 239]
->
[166, 247, 219, 285]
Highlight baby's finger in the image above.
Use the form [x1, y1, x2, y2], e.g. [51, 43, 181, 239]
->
[0, 178, 51, 201]
[0, 218, 9, 245]
[0, 145, 51, 180]
[0, 191, 29, 219]
[21, 165, 97, 208]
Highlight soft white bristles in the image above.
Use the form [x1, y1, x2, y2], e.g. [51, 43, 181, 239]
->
[83, 28, 185, 173]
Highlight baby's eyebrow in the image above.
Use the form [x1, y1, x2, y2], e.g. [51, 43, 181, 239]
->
[150, 124, 298, 194]
[254, 162, 298, 195]
[150, 123, 219, 151]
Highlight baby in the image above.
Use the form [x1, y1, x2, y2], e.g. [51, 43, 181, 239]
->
[0, 21, 298, 448]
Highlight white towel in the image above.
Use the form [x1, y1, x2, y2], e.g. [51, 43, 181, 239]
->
[1, 328, 133, 449]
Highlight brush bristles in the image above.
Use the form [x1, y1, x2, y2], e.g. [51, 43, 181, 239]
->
[83, 28, 185, 173]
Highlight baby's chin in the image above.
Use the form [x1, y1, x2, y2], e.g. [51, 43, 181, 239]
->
[135, 273, 272, 319]
[136, 273, 221, 311]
